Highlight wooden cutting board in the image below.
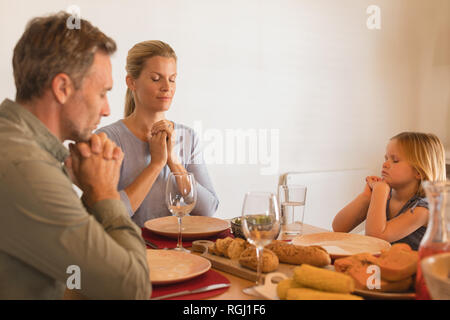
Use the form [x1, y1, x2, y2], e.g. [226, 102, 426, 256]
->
[191, 240, 297, 282]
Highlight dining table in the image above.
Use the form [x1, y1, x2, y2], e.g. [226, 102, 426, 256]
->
[139, 221, 417, 301]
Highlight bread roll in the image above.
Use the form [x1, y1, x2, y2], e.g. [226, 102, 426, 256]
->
[214, 237, 234, 256]
[207, 242, 221, 256]
[226, 238, 247, 259]
[238, 247, 279, 273]
[266, 240, 331, 267]
[286, 288, 363, 300]
[293, 264, 355, 294]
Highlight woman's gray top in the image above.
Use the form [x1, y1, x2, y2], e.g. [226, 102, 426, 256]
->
[386, 192, 428, 251]
[97, 120, 219, 227]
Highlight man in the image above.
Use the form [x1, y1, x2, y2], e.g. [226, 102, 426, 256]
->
[0, 12, 151, 299]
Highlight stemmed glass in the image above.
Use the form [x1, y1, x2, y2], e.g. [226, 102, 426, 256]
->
[165, 172, 197, 253]
[241, 192, 281, 291]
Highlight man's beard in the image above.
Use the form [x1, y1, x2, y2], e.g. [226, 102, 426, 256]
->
[75, 129, 93, 143]
[63, 118, 93, 143]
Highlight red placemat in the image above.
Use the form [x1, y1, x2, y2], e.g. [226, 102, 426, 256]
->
[142, 227, 234, 249]
[150, 269, 230, 300]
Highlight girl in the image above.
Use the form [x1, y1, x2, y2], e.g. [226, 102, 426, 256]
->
[332, 132, 446, 250]
[97, 40, 219, 227]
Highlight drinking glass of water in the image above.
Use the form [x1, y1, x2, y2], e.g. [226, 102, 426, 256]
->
[165, 172, 197, 253]
[278, 185, 307, 236]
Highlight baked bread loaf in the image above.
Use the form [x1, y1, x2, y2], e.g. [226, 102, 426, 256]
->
[209, 237, 332, 274]
[238, 246, 279, 273]
[226, 237, 248, 259]
[212, 237, 234, 256]
[207, 242, 220, 256]
[265, 240, 331, 267]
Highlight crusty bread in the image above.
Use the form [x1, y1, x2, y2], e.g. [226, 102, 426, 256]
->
[209, 238, 331, 273]
[207, 242, 221, 256]
[214, 237, 234, 256]
[265, 240, 331, 267]
[238, 246, 279, 273]
[377, 243, 418, 281]
[226, 238, 248, 259]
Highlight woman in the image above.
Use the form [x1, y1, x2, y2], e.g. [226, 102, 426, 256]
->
[97, 40, 219, 227]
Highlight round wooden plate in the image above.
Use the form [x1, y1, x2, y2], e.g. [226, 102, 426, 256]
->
[292, 232, 391, 259]
[147, 249, 211, 285]
[144, 216, 230, 240]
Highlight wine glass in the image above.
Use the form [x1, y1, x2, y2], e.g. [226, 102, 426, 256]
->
[241, 192, 281, 292]
[165, 172, 197, 253]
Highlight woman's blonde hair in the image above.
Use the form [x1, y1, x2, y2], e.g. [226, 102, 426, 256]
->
[124, 40, 177, 117]
[391, 132, 447, 196]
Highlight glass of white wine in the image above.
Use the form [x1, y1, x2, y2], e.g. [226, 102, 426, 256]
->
[241, 192, 281, 291]
[165, 172, 197, 253]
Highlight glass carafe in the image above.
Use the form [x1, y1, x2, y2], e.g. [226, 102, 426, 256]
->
[415, 181, 450, 300]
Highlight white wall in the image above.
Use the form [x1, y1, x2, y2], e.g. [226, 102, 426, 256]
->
[0, 0, 448, 223]
[409, 1, 450, 146]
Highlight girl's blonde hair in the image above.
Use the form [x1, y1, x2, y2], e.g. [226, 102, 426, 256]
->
[124, 40, 177, 117]
[391, 132, 447, 196]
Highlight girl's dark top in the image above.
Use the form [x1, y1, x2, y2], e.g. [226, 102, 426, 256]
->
[386, 191, 428, 251]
